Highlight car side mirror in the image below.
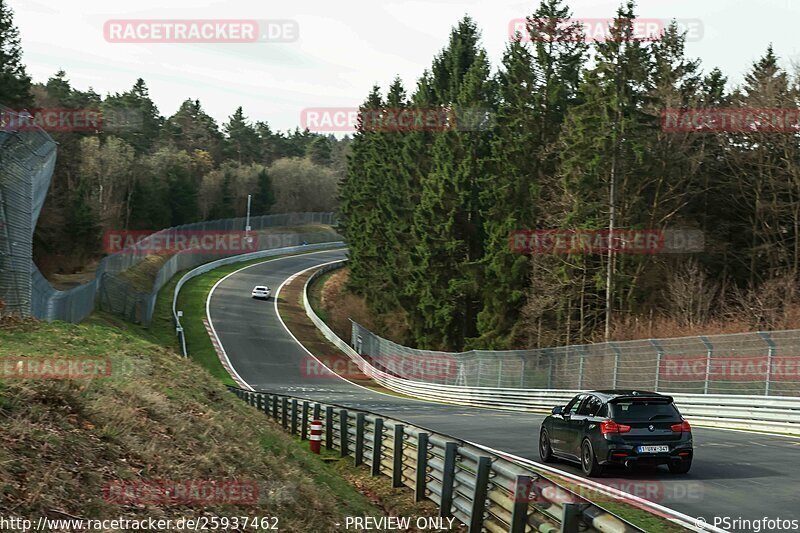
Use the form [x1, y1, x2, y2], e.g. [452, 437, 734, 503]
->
[551, 406, 563, 415]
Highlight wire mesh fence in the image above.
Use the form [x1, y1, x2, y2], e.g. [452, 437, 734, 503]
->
[32, 212, 339, 325]
[351, 322, 800, 397]
[0, 106, 57, 318]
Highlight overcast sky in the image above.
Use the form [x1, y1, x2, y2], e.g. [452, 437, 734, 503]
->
[9, 0, 800, 132]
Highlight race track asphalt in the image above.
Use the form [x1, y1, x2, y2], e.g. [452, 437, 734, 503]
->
[207, 248, 800, 527]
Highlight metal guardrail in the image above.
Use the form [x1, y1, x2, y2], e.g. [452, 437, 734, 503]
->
[303, 260, 800, 436]
[228, 387, 650, 533]
[317, 256, 800, 397]
[172, 242, 346, 356]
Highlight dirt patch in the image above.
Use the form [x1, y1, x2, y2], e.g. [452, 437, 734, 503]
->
[277, 269, 387, 390]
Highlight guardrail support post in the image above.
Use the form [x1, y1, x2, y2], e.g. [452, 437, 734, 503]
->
[355, 413, 365, 466]
[313, 403, 320, 421]
[759, 331, 776, 396]
[561, 503, 581, 533]
[700, 336, 713, 394]
[339, 409, 349, 457]
[392, 425, 404, 488]
[469, 456, 492, 532]
[301, 401, 309, 440]
[262, 395, 270, 416]
[272, 396, 278, 420]
[649, 339, 665, 392]
[371, 418, 383, 476]
[610, 343, 621, 389]
[281, 397, 288, 429]
[415, 433, 429, 502]
[439, 442, 458, 518]
[325, 406, 334, 450]
[291, 399, 298, 435]
[577, 346, 586, 389]
[510, 475, 532, 533]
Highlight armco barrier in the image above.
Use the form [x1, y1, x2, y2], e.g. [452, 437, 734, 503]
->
[172, 242, 345, 356]
[228, 387, 659, 533]
[303, 260, 800, 435]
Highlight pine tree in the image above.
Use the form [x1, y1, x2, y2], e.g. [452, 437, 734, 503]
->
[102, 78, 164, 154]
[557, 0, 652, 340]
[0, 0, 32, 108]
[253, 168, 275, 215]
[306, 136, 333, 166]
[476, 0, 588, 348]
[408, 19, 495, 349]
[223, 107, 261, 164]
[338, 87, 386, 297]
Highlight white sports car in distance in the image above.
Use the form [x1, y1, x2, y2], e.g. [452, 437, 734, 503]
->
[251, 285, 271, 300]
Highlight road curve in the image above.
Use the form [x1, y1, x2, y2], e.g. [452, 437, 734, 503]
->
[207, 249, 800, 525]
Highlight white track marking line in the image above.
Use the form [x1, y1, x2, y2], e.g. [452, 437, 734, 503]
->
[205, 249, 344, 392]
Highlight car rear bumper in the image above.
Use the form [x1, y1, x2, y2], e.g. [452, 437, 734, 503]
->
[601, 443, 693, 466]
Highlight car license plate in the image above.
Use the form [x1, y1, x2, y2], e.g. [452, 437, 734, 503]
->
[638, 445, 669, 453]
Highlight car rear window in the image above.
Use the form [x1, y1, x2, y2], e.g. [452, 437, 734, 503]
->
[609, 400, 680, 422]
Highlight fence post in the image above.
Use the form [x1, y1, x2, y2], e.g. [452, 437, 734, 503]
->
[371, 418, 383, 476]
[281, 397, 288, 429]
[546, 349, 555, 389]
[510, 475, 532, 533]
[577, 346, 586, 389]
[561, 503, 581, 533]
[325, 406, 334, 450]
[301, 401, 309, 440]
[339, 409, 349, 457]
[392, 424, 404, 488]
[262, 394, 269, 416]
[415, 432, 429, 502]
[469, 456, 492, 532]
[649, 339, 665, 392]
[610, 343, 621, 389]
[355, 413, 365, 466]
[272, 396, 278, 420]
[497, 359, 503, 388]
[439, 442, 458, 518]
[313, 403, 321, 421]
[700, 336, 713, 394]
[759, 331, 776, 396]
[291, 399, 298, 435]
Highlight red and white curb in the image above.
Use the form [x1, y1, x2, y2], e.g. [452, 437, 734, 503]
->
[201, 317, 253, 391]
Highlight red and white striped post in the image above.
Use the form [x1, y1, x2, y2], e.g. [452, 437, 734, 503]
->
[310, 419, 322, 454]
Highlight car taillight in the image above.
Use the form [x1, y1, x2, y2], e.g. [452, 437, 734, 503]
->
[600, 419, 631, 434]
[671, 420, 691, 433]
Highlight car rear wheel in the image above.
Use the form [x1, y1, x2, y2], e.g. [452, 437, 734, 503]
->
[668, 458, 692, 474]
[581, 439, 604, 477]
[539, 430, 555, 463]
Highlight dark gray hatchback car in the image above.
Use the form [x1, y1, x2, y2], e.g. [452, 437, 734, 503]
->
[539, 390, 693, 476]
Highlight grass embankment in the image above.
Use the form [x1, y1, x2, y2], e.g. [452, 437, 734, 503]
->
[0, 316, 381, 531]
[0, 248, 449, 531]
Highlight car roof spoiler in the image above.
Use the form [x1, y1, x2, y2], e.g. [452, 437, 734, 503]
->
[608, 394, 674, 404]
